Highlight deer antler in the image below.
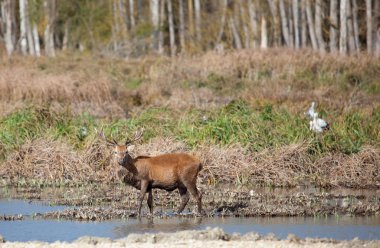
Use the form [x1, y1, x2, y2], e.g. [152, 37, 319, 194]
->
[125, 128, 144, 145]
[96, 128, 118, 146]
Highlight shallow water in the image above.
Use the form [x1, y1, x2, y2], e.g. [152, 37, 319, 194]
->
[0, 200, 380, 242]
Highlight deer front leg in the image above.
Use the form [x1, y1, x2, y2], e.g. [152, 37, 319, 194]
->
[138, 180, 149, 216]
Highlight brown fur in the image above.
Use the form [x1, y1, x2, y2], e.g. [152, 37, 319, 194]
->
[113, 145, 203, 216]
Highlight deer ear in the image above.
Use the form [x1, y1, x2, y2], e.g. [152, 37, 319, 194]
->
[127, 145, 135, 153]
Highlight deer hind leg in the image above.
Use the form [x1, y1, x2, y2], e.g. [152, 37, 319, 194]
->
[183, 181, 202, 215]
[147, 188, 153, 215]
[177, 187, 190, 214]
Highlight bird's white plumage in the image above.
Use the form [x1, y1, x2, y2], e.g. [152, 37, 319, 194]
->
[309, 113, 328, 133]
[306, 102, 316, 119]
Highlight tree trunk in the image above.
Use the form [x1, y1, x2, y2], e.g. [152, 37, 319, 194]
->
[3, 0, 16, 56]
[188, 0, 194, 40]
[366, 0, 372, 54]
[347, 0, 356, 54]
[31, 21, 40, 56]
[62, 22, 69, 51]
[352, 0, 360, 52]
[129, 0, 135, 28]
[340, 0, 348, 55]
[44, 0, 56, 56]
[279, 0, 291, 47]
[239, 0, 250, 48]
[150, 0, 160, 52]
[216, 0, 227, 45]
[301, 0, 307, 48]
[315, 0, 325, 53]
[376, 28, 380, 57]
[194, 0, 201, 43]
[25, 0, 36, 56]
[229, 17, 242, 49]
[248, 0, 259, 48]
[329, 0, 338, 52]
[267, 0, 281, 46]
[179, 0, 185, 52]
[292, 0, 300, 49]
[261, 16, 268, 49]
[19, 0, 28, 55]
[158, 0, 165, 54]
[167, 0, 176, 56]
[305, 0, 318, 50]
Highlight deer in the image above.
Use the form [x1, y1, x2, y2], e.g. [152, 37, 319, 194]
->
[99, 129, 203, 216]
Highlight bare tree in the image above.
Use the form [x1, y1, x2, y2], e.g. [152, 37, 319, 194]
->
[239, 0, 250, 48]
[315, 0, 325, 53]
[305, 0, 318, 50]
[3, 0, 16, 55]
[178, 0, 185, 52]
[301, 0, 307, 47]
[158, 0, 165, 54]
[150, 0, 160, 52]
[129, 0, 135, 28]
[340, 0, 348, 55]
[19, 0, 28, 55]
[292, 0, 300, 49]
[261, 16, 268, 49]
[248, 0, 259, 48]
[44, 0, 56, 56]
[229, 16, 242, 49]
[267, 0, 281, 46]
[194, 0, 201, 43]
[347, 0, 356, 54]
[329, 0, 338, 52]
[352, 0, 360, 52]
[167, 0, 176, 56]
[279, 0, 291, 47]
[216, 0, 227, 45]
[366, 0, 373, 54]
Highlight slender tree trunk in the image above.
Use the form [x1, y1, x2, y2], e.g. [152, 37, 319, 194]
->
[62, 21, 69, 51]
[352, 0, 360, 52]
[347, 0, 356, 54]
[19, 0, 28, 55]
[216, 0, 227, 45]
[279, 0, 292, 47]
[25, 0, 36, 56]
[329, 0, 338, 52]
[340, 0, 348, 55]
[194, 0, 201, 43]
[248, 0, 259, 48]
[44, 0, 56, 56]
[366, 0, 373, 54]
[305, 0, 318, 50]
[279, 0, 291, 47]
[315, 0, 325, 53]
[292, 0, 300, 49]
[158, 0, 165, 54]
[376, 28, 380, 57]
[374, 0, 379, 47]
[188, 0, 194, 41]
[167, 0, 176, 56]
[229, 17, 242, 49]
[267, 0, 281, 46]
[32, 22, 40, 56]
[150, 0, 160, 52]
[129, 0, 135, 29]
[4, 0, 16, 55]
[301, 0, 307, 48]
[239, 0, 250, 48]
[261, 16, 268, 49]
[178, 0, 185, 52]
[288, 4, 294, 48]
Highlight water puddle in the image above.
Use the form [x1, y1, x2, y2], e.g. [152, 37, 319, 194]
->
[0, 199, 379, 242]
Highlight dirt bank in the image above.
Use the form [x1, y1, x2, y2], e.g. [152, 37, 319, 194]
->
[1, 228, 379, 248]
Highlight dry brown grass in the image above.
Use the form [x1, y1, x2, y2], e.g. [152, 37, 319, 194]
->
[1, 137, 378, 188]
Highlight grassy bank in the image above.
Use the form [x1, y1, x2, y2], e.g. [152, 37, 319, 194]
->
[0, 50, 379, 188]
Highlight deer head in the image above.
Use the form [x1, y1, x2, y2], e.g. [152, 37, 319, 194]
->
[98, 128, 144, 165]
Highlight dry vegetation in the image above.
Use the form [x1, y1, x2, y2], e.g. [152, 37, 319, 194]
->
[0, 50, 379, 189]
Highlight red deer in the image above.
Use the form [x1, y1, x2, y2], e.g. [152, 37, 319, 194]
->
[99, 129, 203, 216]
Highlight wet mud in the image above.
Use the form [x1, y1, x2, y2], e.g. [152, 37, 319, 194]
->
[1, 184, 379, 221]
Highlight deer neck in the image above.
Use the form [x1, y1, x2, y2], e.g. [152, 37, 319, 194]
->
[121, 153, 138, 175]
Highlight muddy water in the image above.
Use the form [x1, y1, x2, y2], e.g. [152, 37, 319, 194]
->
[0, 200, 380, 242]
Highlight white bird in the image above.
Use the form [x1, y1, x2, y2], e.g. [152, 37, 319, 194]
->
[309, 113, 329, 133]
[306, 102, 316, 119]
